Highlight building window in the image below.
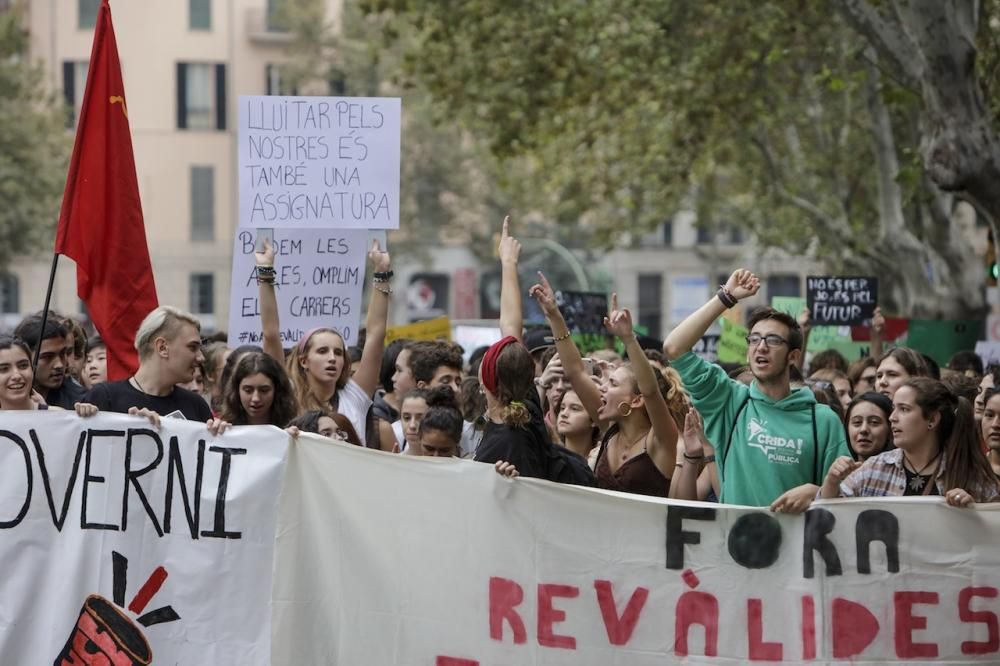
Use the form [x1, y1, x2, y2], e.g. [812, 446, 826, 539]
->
[62, 61, 89, 128]
[638, 274, 662, 340]
[266, 64, 297, 96]
[189, 0, 211, 30]
[190, 274, 215, 314]
[266, 0, 289, 32]
[767, 274, 801, 299]
[696, 223, 713, 245]
[177, 63, 226, 130]
[79, 0, 100, 28]
[662, 221, 673, 247]
[190, 166, 215, 241]
[0, 275, 18, 314]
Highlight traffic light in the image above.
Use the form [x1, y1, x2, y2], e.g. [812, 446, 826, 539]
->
[988, 232, 998, 286]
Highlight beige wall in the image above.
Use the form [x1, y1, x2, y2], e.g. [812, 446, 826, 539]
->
[19, 0, 340, 331]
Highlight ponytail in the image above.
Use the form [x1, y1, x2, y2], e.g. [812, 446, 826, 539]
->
[499, 400, 531, 428]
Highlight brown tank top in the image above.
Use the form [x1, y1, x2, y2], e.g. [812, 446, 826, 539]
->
[595, 426, 670, 498]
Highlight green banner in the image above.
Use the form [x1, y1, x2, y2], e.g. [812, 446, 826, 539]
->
[718, 318, 749, 364]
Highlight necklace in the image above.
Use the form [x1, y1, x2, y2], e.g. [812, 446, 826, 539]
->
[618, 429, 649, 462]
[130, 376, 146, 394]
[903, 451, 940, 492]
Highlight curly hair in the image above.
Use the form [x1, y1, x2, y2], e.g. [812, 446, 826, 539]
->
[220, 352, 298, 427]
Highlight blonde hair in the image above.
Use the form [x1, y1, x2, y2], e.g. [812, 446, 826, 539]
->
[134, 306, 201, 359]
[285, 328, 351, 411]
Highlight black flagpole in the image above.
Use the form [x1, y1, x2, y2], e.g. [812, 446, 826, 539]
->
[31, 252, 61, 376]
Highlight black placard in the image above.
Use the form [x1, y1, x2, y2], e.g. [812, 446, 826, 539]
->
[556, 291, 609, 334]
[806, 276, 878, 326]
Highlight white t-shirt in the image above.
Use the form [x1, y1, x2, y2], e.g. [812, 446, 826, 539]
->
[337, 379, 373, 444]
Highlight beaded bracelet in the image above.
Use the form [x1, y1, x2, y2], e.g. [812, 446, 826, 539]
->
[551, 331, 572, 343]
[373, 283, 392, 295]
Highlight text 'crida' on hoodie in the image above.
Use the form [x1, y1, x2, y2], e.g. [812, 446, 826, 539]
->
[673, 352, 850, 507]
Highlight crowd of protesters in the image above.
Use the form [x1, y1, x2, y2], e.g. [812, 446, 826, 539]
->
[1, 217, 998, 511]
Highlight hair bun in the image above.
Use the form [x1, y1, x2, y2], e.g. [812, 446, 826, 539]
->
[426, 385, 459, 410]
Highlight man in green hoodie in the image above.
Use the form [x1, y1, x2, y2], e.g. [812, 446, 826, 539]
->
[663, 269, 849, 509]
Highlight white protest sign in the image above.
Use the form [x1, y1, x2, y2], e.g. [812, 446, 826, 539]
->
[273, 439, 1000, 665]
[239, 95, 401, 229]
[0, 412, 287, 665]
[976, 340, 1000, 367]
[227, 227, 367, 348]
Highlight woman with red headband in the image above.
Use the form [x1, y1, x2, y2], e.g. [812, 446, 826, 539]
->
[256, 237, 391, 446]
[528, 273, 680, 497]
[473, 218, 576, 478]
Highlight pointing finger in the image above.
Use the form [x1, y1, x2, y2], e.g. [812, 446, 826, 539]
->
[501, 215, 510, 238]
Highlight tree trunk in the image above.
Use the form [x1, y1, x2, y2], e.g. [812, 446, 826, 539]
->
[835, 0, 1000, 226]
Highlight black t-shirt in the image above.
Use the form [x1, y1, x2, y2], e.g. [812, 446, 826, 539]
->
[45, 378, 88, 410]
[474, 391, 549, 479]
[85, 380, 213, 422]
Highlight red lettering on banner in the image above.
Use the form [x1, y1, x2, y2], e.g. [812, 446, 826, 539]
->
[894, 591, 939, 658]
[748, 599, 783, 660]
[674, 571, 719, 657]
[488, 577, 526, 644]
[801, 595, 816, 660]
[832, 598, 879, 658]
[959, 586, 1000, 655]
[594, 580, 648, 646]
[436, 658, 479, 666]
[537, 584, 578, 650]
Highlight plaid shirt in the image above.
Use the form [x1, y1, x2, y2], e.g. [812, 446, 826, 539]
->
[839, 448, 999, 502]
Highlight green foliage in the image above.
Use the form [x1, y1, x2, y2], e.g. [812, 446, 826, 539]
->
[0, 8, 68, 267]
[280, 0, 510, 260]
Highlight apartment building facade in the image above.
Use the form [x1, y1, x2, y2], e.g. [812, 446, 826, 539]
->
[8, 0, 340, 330]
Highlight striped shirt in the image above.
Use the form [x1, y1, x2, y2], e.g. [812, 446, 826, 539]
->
[839, 449, 999, 502]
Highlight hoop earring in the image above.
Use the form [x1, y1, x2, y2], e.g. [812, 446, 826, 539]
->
[617, 401, 633, 418]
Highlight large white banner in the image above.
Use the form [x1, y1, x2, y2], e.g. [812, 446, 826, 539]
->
[239, 95, 401, 230]
[0, 412, 286, 665]
[273, 438, 1000, 665]
[227, 227, 367, 348]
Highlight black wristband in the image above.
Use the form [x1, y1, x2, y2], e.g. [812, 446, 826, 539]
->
[716, 287, 737, 309]
[373, 270, 394, 282]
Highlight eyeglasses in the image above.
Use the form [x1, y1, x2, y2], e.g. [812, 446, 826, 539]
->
[745, 333, 788, 348]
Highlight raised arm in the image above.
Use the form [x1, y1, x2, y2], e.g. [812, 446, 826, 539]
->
[497, 216, 523, 342]
[605, 294, 678, 477]
[529, 272, 603, 425]
[670, 408, 706, 500]
[793, 307, 811, 375]
[663, 269, 760, 359]
[254, 238, 285, 364]
[870, 307, 884, 359]
[255, 238, 284, 363]
[352, 240, 392, 397]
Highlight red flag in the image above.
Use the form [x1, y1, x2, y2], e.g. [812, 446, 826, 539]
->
[55, 0, 158, 381]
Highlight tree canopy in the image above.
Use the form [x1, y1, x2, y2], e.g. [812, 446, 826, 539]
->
[0, 8, 67, 269]
[359, 0, 1000, 317]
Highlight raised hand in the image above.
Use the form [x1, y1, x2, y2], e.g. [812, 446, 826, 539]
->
[529, 271, 561, 318]
[369, 238, 391, 273]
[724, 269, 761, 301]
[872, 306, 885, 334]
[798, 307, 812, 336]
[498, 216, 521, 266]
[255, 236, 275, 267]
[603, 293, 635, 340]
[682, 407, 706, 457]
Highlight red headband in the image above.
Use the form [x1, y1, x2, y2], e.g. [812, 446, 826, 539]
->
[480, 336, 519, 395]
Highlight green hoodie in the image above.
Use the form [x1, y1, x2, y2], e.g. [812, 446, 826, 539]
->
[673, 352, 849, 506]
